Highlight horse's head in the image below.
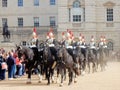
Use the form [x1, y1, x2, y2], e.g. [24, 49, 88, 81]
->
[16, 45, 24, 59]
[57, 47, 63, 58]
[57, 46, 66, 60]
[43, 46, 50, 60]
[44, 46, 48, 55]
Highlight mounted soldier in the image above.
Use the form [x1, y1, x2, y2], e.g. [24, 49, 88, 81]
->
[98, 36, 104, 48]
[89, 36, 96, 49]
[89, 35, 97, 58]
[46, 28, 58, 65]
[77, 33, 82, 46]
[103, 36, 107, 49]
[80, 36, 87, 60]
[31, 27, 38, 48]
[60, 32, 66, 46]
[103, 36, 109, 57]
[63, 29, 77, 63]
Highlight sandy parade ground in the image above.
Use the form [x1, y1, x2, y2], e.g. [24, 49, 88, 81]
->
[0, 61, 120, 90]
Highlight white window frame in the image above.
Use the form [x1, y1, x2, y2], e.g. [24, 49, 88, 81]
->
[34, 17, 39, 27]
[34, 0, 39, 6]
[2, 0, 7, 7]
[107, 8, 113, 21]
[50, 16, 56, 27]
[50, 0, 55, 5]
[73, 15, 81, 22]
[18, 0, 23, 7]
[18, 18, 23, 27]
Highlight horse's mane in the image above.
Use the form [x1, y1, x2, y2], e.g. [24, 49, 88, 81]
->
[60, 47, 70, 60]
[18, 46, 34, 60]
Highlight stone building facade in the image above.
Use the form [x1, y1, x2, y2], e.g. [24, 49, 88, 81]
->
[0, 0, 120, 50]
[0, 0, 58, 43]
[57, 0, 120, 50]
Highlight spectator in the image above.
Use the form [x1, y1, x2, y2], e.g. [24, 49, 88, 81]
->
[0, 54, 7, 80]
[15, 56, 22, 77]
[6, 51, 16, 80]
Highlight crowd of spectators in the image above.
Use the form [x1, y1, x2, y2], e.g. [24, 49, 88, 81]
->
[0, 48, 25, 81]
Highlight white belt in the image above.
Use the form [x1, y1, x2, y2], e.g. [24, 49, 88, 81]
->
[49, 44, 55, 47]
[80, 46, 86, 48]
[90, 46, 96, 49]
[103, 46, 107, 48]
[66, 46, 73, 49]
[73, 46, 76, 49]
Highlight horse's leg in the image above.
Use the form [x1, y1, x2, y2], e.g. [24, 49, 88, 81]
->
[73, 72, 77, 83]
[37, 64, 43, 83]
[100, 59, 104, 71]
[26, 61, 34, 84]
[5, 34, 8, 41]
[68, 69, 73, 85]
[64, 68, 66, 81]
[96, 57, 99, 71]
[56, 68, 60, 83]
[9, 34, 10, 39]
[70, 71, 73, 85]
[51, 68, 55, 83]
[3, 35, 6, 41]
[94, 60, 97, 72]
[59, 68, 64, 87]
[81, 60, 86, 75]
[92, 60, 96, 73]
[79, 59, 82, 75]
[46, 67, 50, 85]
[87, 61, 90, 74]
[8, 34, 10, 41]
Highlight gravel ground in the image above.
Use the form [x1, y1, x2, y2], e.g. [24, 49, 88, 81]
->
[0, 62, 120, 90]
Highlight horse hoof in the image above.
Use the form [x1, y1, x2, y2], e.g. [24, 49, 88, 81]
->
[74, 81, 77, 83]
[47, 83, 50, 85]
[38, 81, 41, 83]
[26, 82, 31, 84]
[59, 83, 63, 87]
[68, 82, 71, 86]
[52, 81, 54, 83]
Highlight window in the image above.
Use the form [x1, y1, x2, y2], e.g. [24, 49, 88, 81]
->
[2, 18, 7, 26]
[83, 8, 85, 22]
[107, 8, 113, 21]
[73, 15, 81, 22]
[34, 0, 39, 6]
[107, 41, 113, 50]
[18, 0, 23, 6]
[69, 8, 71, 22]
[2, 0, 7, 7]
[22, 41, 27, 46]
[73, 1, 80, 8]
[50, 17, 56, 27]
[34, 17, 39, 27]
[50, 0, 55, 5]
[18, 18, 23, 27]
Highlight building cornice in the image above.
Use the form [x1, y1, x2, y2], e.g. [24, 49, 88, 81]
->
[103, 1, 115, 8]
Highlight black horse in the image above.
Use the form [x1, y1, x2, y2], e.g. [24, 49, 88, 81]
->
[2, 23, 10, 41]
[16, 45, 42, 84]
[57, 46, 80, 86]
[86, 47, 97, 73]
[97, 47, 107, 71]
[42, 44, 57, 85]
[72, 46, 85, 75]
